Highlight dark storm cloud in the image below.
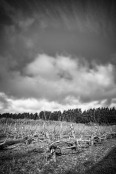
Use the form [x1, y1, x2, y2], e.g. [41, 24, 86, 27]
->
[0, 0, 116, 62]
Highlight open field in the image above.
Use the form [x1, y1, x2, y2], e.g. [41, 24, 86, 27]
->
[0, 118, 116, 174]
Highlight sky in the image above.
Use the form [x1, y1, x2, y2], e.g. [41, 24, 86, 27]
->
[0, 0, 116, 113]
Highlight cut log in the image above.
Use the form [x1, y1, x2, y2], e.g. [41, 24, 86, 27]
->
[0, 137, 28, 150]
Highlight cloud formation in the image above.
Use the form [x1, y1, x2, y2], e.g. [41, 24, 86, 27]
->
[0, 53, 116, 113]
[24, 54, 116, 102]
[0, 0, 116, 113]
[1, 0, 116, 64]
[0, 91, 116, 114]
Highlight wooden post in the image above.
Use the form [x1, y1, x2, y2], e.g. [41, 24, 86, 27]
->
[43, 122, 46, 135]
[70, 124, 76, 139]
[52, 151, 56, 162]
[43, 122, 50, 142]
[60, 122, 63, 139]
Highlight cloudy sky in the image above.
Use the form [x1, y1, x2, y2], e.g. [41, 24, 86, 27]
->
[0, 0, 116, 113]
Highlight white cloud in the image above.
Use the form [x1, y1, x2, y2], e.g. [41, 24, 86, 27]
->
[0, 92, 78, 113]
[23, 53, 116, 101]
[110, 98, 116, 108]
[0, 92, 115, 113]
[25, 54, 56, 80]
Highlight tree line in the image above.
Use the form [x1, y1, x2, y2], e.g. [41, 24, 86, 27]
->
[0, 107, 116, 125]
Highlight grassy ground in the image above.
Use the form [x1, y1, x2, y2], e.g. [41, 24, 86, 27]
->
[0, 118, 116, 174]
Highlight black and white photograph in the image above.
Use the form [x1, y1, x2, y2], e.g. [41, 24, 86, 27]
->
[0, 0, 116, 173]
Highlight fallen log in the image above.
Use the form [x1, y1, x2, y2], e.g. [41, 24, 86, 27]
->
[0, 137, 28, 150]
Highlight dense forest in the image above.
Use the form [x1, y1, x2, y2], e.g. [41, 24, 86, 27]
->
[0, 107, 116, 125]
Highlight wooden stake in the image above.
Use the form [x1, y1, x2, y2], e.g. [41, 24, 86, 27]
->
[70, 124, 76, 139]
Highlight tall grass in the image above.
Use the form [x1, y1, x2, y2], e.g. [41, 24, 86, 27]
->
[0, 118, 116, 142]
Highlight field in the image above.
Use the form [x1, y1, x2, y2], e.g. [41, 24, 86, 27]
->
[0, 118, 116, 174]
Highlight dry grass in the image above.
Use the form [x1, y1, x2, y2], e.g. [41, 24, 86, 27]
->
[0, 118, 116, 174]
[0, 118, 115, 139]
